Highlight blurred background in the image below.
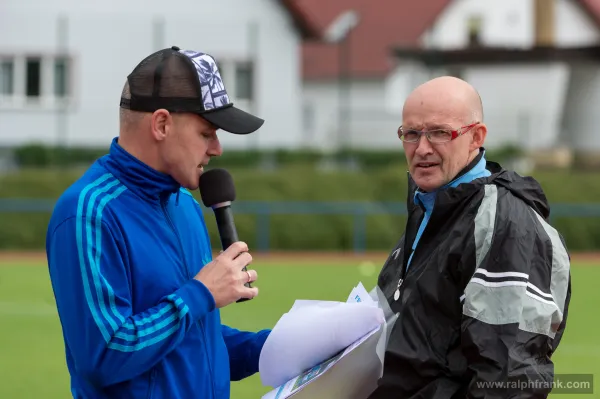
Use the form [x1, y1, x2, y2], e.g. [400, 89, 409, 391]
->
[1, 0, 599, 398]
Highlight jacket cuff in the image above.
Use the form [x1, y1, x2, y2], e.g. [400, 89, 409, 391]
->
[250, 329, 272, 373]
[175, 279, 216, 320]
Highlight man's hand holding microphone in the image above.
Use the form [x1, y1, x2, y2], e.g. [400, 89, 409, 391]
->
[194, 241, 259, 307]
[196, 168, 258, 307]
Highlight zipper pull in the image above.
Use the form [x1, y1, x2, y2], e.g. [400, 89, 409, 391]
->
[393, 278, 403, 301]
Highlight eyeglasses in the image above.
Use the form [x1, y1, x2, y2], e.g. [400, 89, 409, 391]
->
[398, 122, 479, 143]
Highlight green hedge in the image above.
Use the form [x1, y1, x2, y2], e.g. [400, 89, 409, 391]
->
[10, 143, 525, 171]
[1, 164, 600, 252]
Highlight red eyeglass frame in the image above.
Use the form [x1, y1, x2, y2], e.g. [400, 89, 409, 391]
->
[398, 122, 480, 143]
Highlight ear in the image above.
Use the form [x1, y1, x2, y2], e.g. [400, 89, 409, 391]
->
[469, 123, 487, 151]
[150, 109, 172, 142]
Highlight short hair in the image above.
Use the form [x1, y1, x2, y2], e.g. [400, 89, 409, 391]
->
[119, 81, 131, 120]
[119, 80, 145, 130]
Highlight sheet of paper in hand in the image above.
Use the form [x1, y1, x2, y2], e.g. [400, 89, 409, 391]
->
[260, 282, 399, 399]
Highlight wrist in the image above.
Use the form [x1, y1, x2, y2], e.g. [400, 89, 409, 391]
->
[176, 279, 216, 320]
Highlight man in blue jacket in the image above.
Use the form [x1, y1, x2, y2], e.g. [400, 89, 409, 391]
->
[46, 46, 271, 399]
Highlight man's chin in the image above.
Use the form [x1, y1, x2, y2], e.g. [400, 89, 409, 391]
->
[179, 173, 201, 191]
[189, 173, 202, 189]
[412, 174, 442, 192]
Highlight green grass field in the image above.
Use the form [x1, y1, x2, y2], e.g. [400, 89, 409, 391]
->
[0, 256, 597, 398]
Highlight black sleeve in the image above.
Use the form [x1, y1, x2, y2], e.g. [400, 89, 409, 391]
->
[460, 199, 571, 398]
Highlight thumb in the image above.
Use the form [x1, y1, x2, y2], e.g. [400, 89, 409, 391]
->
[222, 241, 248, 258]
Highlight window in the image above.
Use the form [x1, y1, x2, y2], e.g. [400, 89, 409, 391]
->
[0, 54, 73, 108]
[235, 62, 254, 101]
[303, 102, 315, 132]
[467, 15, 483, 47]
[54, 57, 69, 97]
[214, 59, 254, 107]
[26, 57, 42, 98]
[0, 60, 14, 96]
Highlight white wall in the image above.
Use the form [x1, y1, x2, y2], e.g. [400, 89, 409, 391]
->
[423, 0, 599, 49]
[555, 0, 600, 46]
[0, 0, 304, 150]
[385, 0, 600, 151]
[562, 64, 600, 151]
[303, 79, 402, 150]
[423, 0, 534, 49]
[385, 61, 439, 114]
[309, 60, 574, 151]
[462, 63, 570, 150]
[384, 62, 571, 150]
[302, 0, 600, 152]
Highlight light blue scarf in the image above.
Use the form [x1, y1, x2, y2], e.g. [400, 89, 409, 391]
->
[406, 151, 491, 269]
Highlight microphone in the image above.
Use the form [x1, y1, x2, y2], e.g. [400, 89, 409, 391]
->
[198, 168, 252, 303]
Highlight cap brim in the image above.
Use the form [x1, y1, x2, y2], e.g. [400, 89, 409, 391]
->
[200, 105, 264, 135]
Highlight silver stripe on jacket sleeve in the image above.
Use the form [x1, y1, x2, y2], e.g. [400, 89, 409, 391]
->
[473, 184, 498, 268]
[464, 184, 527, 326]
[463, 275, 527, 326]
[519, 208, 570, 338]
[462, 184, 570, 339]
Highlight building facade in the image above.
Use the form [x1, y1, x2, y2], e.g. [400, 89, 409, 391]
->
[0, 0, 317, 150]
[298, 0, 600, 152]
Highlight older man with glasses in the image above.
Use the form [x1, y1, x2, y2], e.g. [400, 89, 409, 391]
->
[368, 76, 572, 399]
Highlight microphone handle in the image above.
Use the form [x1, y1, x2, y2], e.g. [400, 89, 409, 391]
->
[213, 205, 239, 250]
[213, 205, 252, 303]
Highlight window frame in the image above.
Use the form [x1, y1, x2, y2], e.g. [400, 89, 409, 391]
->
[0, 52, 75, 110]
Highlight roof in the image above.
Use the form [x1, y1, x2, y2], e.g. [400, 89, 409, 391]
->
[297, 0, 600, 80]
[279, 0, 321, 40]
[297, 0, 451, 80]
[580, 0, 600, 26]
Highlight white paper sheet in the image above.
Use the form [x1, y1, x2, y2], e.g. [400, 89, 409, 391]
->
[259, 282, 399, 399]
[258, 292, 385, 388]
[347, 282, 374, 305]
[261, 325, 383, 399]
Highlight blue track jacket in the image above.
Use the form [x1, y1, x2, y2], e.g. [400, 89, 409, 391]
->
[46, 137, 271, 399]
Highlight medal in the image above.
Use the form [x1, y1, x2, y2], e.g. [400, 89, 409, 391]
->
[394, 278, 403, 301]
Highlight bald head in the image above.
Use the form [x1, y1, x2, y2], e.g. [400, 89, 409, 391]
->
[403, 76, 483, 125]
[400, 76, 488, 192]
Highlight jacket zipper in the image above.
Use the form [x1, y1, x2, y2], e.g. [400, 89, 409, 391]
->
[395, 171, 417, 301]
[147, 368, 157, 399]
[161, 197, 216, 398]
[395, 203, 429, 302]
[161, 198, 191, 279]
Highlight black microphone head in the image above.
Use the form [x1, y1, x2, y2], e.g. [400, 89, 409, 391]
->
[198, 168, 236, 207]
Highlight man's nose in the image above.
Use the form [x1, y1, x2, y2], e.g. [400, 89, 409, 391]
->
[208, 139, 223, 157]
[414, 134, 433, 156]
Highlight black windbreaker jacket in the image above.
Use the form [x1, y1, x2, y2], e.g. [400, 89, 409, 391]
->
[368, 154, 572, 398]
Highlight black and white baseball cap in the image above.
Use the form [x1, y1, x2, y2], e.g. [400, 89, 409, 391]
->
[119, 46, 264, 135]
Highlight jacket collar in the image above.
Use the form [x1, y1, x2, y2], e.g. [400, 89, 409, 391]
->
[101, 137, 181, 202]
[446, 147, 487, 187]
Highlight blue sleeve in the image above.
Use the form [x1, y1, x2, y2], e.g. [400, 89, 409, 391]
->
[221, 325, 271, 381]
[46, 216, 216, 388]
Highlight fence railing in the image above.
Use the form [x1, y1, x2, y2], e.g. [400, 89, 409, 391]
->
[2, 199, 600, 252]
